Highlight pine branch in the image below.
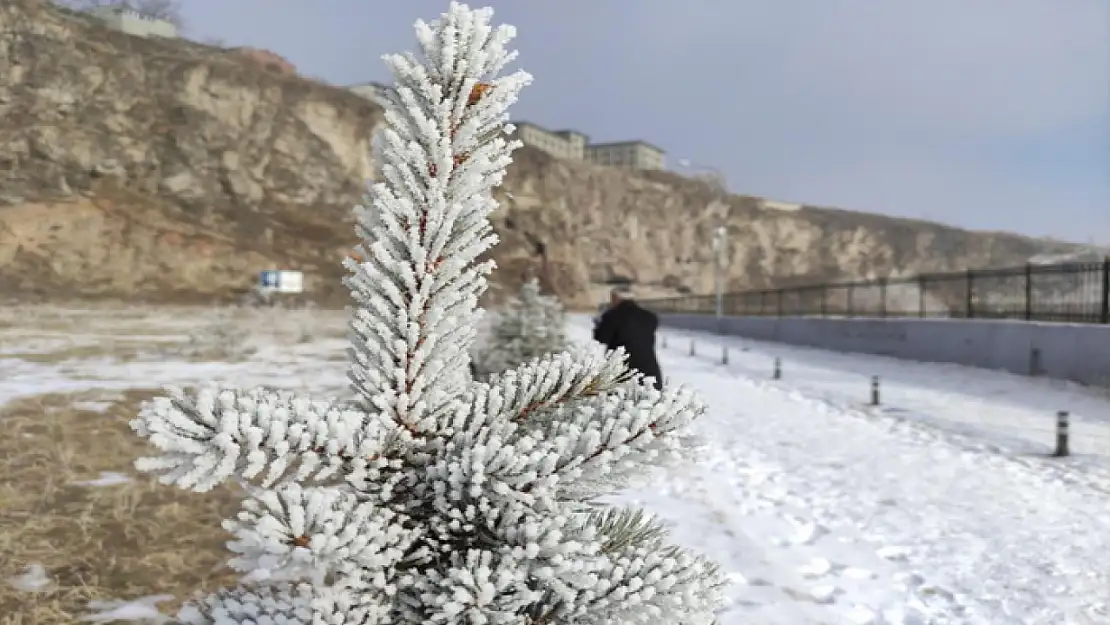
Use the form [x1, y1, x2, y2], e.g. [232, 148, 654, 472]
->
[130, 385, 400, 492]
[522, 381, 708, 500]
[223, 483, 418, 581]
[469, 343, 632, 429]
[565, 542, 725, 625]
[175, 581, 392, 625]
[586, 506, 668, 555]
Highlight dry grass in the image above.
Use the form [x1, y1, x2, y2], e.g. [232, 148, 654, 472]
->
[0, 304, 351, 622]
[0, 390, 245, 624]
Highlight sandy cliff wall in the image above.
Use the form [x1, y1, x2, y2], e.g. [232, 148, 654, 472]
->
[0, 0, 1079, 308]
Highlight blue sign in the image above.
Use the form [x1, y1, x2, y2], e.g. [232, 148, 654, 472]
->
[260, 270, 278, 288]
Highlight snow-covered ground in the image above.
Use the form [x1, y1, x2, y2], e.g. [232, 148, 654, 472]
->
[0, 309, 352, 408]
[4, 309, 1109, 623]
[658, 325, 1110, 491]
[630, 319, 1110, 624]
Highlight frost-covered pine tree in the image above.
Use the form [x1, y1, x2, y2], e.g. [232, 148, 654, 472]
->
[129, 4, 724, 624]
[475, 278, 566, 377]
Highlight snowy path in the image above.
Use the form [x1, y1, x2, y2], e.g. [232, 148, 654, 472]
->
[671, 357, 1110, 623]
[660, 326, 1110, 488]
[573, 318, 1110, 623]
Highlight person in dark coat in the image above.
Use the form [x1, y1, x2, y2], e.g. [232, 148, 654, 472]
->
[593, 287, 663, 390]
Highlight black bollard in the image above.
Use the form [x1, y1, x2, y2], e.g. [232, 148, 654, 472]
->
[721, 345, 729, 365]
[689, 339, 696, 357]
[870, 376, 880, 406]
[772, 357, 781, 380]
[1054, 410, 1070, 457]
[661, 335, 668, 349]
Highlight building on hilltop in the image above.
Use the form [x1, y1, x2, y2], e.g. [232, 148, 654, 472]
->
[509, 121, 665, 171]
[584, 140, 665, 171]
[510, 122, 588, 161]
[342, 94, 667, 171]
[88, 5, 177, 38]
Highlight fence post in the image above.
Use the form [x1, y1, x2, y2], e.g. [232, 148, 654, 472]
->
[1101, 256, 1110, 324]
[819, 285, 827, 316]
[1024, 263, 1033, 321]
[870, 376, 880, 406]
[918, 275, 926, 318]
[965, 269, 974, 319]
[846, 283, 855, 317]
[776, 289, 784, 317]
[772, 357, 781, 380]
[878, 277, 887, 318]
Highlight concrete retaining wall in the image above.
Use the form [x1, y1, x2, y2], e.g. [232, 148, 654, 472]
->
[659, 314, 1110, 387]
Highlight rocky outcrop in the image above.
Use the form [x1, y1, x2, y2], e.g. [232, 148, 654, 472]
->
[0, 0, 1080, 308]
[229, 47, 297, 76]
[0, 0, 379, 304]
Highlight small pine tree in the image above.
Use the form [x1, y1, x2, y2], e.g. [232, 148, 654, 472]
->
[128, 4, 724, 624]
[475, 278, 566, 377]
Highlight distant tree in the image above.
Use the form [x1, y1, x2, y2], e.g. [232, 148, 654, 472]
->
[53, 0, 185, 30]
[474, 278, 568, 378]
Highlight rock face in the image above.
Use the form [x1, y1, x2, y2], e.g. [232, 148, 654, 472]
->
[229, 47, 297, 77]
[0, 0, 1080, 308]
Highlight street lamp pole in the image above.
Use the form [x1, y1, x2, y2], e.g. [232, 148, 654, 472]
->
[712, 225, 727, 332]
[679, 159, 730, 334]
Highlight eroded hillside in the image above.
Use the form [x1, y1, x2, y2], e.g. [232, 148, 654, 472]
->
[0, 0, 1079, 308]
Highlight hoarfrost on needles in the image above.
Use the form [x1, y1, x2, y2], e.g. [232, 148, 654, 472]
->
[127, 2, 725, 623]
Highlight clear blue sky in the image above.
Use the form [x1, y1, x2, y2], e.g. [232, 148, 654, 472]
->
[178, 0, 1110, 243]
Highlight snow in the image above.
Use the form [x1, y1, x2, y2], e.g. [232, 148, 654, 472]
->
[630, 319, 1110, 624]
[79, 595, 174, 623]
[72, 471, 133, 487]
[71, 400, 119, 413]
[660, 325, 1110, 490]
[0, 331, 350, 409]
[8, 564, 54, 593]
[4, 310, 1109, 622]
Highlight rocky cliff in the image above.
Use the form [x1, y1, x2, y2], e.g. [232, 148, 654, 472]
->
[0, 0, 1079, 309]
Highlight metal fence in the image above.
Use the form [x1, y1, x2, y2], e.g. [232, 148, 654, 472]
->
[643, 258, 1110, 324]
